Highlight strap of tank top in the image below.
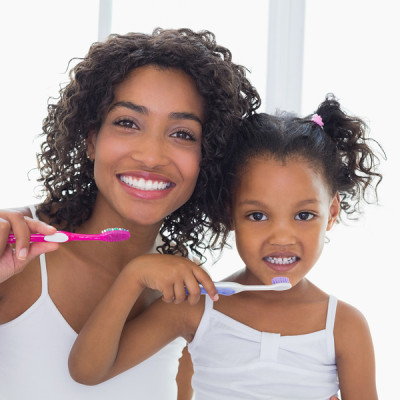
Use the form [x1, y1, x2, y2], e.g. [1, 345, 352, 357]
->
[28, 205, 49, 296]
[325, 295, 338, 361]
[28, 204, 37, 219]
[204, 293, 215, 310]
[325, 295, 338, 331]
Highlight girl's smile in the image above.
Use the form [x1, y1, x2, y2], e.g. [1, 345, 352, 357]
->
[262, 253, 300, 273]
[231, 156, 340, 288]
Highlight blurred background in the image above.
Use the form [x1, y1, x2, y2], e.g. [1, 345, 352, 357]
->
[0, 0, 398, 397]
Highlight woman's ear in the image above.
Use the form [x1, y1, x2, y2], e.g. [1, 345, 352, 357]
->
[326, 192, 340, 231]
[86, 130, 97, 160]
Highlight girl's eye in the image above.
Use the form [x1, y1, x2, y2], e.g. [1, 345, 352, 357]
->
[248, 212, 267, 221]
[295, 212, 315, 221]
[171, 130, 195, 141]
[113, 118, 138, 129]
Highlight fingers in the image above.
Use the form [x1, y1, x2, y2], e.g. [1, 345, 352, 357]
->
[180, 265, 218, 304]
[134, 254, 218, 305]
[192, 267, 219, 302]
[15, 217, 57, 260]
[0, 210, 58, 281]
[158, 266, 218, 305]
[0, 210, 55, 261]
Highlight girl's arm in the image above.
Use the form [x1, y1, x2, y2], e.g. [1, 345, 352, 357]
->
[335, 300, 378, 400]
[68, 254, 217, 385]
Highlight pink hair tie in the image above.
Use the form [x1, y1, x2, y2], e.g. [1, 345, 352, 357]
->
[311, 114, 324, 127]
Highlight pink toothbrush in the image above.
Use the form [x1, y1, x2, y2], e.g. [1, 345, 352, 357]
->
[7, 228, 130, 244]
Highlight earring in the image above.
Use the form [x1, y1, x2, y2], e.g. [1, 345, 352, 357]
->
[324, 235, 330, 244]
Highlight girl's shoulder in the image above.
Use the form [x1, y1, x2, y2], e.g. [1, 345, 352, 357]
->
[334, 299, 373, 359]
[335, 299, 370, 330]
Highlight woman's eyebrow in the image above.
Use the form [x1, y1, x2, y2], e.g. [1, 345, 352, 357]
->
[109, 101, 148, 114]
[169, 112, 203, 126]
[109, 102, 202, 126]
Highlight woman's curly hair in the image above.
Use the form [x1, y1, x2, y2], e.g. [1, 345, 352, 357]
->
[214, 94, 384, 247]
[36, 28, 261, 260]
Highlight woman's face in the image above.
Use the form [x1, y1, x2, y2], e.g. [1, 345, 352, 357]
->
[88, 65, 204, 227]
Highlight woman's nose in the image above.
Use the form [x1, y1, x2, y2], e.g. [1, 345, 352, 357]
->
[130, 133, 169, 168]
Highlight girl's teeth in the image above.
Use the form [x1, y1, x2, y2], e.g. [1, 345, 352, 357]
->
[120, 176, 171, 191]
[265, 256, 297, 265]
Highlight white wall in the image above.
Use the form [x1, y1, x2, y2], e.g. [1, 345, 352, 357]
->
[0, 1, 398, 397]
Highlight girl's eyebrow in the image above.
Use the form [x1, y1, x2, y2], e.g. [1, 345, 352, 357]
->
[109, 101, 203, 126]
[237, 199, 320, 207]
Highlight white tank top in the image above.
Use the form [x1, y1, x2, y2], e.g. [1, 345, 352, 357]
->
[188, 295, 339, 400]
[0, 206, 186, 400]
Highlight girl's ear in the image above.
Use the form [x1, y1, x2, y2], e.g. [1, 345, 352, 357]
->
[86, 130, 97, 160]
[326, 192, 340, 231]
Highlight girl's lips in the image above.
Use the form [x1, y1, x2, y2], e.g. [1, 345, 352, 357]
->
[262, 255, 300, 273]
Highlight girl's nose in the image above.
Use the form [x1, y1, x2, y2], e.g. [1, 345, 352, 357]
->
[267, 221, 296, 246]
[130, 134, 169, 168]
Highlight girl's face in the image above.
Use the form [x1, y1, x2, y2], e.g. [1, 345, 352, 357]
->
[231, 156, 340, 288]
[88, 65, 204, 227]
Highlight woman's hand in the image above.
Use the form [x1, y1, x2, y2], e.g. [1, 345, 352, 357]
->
[0, 209, 58, 283]
[126, 253, 219, 304]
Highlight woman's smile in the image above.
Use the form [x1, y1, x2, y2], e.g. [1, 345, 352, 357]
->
[118, 171, 175, 200]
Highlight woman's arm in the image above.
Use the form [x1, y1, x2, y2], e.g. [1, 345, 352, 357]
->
[177, 346, 194, 400]
[68, 254, 217, 385]
[0, 207, 58, 283]
[335, 300, 378, 400]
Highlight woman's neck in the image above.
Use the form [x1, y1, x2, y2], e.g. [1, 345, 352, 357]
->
[71, 201, 164, 273]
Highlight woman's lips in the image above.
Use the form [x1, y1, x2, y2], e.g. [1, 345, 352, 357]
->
[118, 173, 175, 200]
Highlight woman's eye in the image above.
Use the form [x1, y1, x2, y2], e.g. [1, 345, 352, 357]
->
[113, 119, 137, 129]
[171, 130, 195, 141]
[295, 212, 315, 221]
[249, 212, 267, 221]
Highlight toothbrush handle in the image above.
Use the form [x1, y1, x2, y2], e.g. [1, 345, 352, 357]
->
[7, 231, 80, 244]
[185, 285, 236, 296]
[7, 234, 48, 243]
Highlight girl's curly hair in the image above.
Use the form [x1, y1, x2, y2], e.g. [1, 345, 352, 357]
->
[214, 94, 384, 247]
[36, 28, 261, 261]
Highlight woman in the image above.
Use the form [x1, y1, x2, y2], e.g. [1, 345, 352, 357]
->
[0, 28, 260, 399]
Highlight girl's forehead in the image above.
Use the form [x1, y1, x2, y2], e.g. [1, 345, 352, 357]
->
[236, 156, 332, 200]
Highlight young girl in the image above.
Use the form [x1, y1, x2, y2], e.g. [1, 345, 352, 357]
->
[68, 95, 380, 399]
[0, 28, 260, 399]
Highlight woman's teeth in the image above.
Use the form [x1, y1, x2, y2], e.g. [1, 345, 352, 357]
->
[120, 176, 171, 191]
[265, 256, 297, 265]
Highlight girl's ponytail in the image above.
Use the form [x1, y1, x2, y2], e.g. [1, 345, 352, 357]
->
[313, 94, 383, 217]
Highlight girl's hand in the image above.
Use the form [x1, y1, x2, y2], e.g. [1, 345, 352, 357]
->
[0, 209, 58, 283]
[126, 254, 219, 304]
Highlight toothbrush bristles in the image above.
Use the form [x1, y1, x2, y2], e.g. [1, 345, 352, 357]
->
[101, 228, 131, 242]
[271, 276, 290, 284]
